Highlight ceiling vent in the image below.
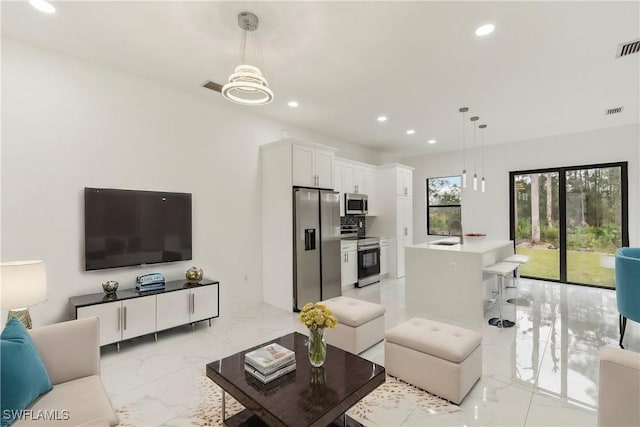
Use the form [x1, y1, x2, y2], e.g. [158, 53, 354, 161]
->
[605, 107, 624, 116]
[616, 39, 639, 58]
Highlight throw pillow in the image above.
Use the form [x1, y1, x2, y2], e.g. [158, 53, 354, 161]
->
[0, 317, 53, 427]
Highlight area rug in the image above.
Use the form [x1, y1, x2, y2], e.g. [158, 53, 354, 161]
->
[116, 373, 460, 426]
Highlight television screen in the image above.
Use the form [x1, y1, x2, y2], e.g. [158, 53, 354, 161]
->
[84, 188, 192, 271]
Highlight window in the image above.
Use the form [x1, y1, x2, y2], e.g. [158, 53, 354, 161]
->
[426, 176, 462, 235]
[510, 162, 628, 289]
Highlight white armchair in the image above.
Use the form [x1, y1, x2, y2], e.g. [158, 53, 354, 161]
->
[16, 317, 118, 426]
[598, 345, 640, 427]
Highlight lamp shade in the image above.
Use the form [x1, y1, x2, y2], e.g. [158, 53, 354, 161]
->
[0, 260, 47, 309]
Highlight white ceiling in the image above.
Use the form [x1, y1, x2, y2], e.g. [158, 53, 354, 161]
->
[2, 1, 639, 156]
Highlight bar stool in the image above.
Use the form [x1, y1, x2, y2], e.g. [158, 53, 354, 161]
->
[504, 254, 530, 304]
[483, 262, 520, 328]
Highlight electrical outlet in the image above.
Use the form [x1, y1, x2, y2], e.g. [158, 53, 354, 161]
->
[449, 262, 456, 272]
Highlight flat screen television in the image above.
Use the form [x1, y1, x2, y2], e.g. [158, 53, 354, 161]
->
[84, 187, 192, 271]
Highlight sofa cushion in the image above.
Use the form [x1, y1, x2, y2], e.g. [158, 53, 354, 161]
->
[321, 297, 385, 327]
[15, 376, 118, 427]
[1, 318, 53, 427]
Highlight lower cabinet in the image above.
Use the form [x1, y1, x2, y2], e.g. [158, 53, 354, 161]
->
[156, 285, 220, 330]
[380, 238, 390, 276]
[72, 280, 220, 348]
[340, 241, 358, 287]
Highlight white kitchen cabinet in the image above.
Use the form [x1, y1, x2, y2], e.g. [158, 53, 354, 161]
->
[380, 238, 390, 276]
[396, 236, 411, 278]
[334, 158, 378, 217]
[344, 165, 365, 194]
[397, 168, 413, 197]
[292, 144, 334, 188]
[261, 140, 338, 312]
[366, 164, 414, 279]
[333, 163, 345, 217]
[121, 297, 156, 340]
[341, 241, 358, 287]
[77, 301, 122, 346]
[364, 168, 377, 216]
[396, 196, 413, 238]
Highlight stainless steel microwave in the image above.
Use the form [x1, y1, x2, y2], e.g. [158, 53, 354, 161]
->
[345, 193, 368, 215]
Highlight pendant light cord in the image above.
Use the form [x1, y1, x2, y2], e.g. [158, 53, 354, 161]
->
[462, 110, 466, 170]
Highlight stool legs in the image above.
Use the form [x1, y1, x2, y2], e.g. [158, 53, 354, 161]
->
[488, 275, 515, 328]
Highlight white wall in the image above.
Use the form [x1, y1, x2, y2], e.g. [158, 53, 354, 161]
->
[402, 124, 640, 246]
[0, 38, 380, 326]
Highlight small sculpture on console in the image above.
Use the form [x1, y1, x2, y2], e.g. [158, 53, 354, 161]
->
[185, 266, 203, 283]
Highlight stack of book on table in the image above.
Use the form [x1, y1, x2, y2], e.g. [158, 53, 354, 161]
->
[244, 343, 296, 383]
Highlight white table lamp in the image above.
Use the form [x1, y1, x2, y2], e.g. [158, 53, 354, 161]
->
[1, 260, 47, 328]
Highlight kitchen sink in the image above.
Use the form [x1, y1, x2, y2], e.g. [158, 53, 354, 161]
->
[432, 241, 459, 246]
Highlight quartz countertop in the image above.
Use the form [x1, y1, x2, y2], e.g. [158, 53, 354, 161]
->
[407, 238, 514, 254]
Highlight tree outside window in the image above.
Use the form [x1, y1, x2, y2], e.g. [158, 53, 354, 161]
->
[427, 176, 462, 235]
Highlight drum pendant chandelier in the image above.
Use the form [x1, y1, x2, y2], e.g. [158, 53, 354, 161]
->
[222, 12, 274, 106]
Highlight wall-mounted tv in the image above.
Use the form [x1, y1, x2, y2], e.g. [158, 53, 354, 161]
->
[84, 188, 192, 271]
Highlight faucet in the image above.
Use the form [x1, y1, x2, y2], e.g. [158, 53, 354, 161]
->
[448, 219, 464, 244]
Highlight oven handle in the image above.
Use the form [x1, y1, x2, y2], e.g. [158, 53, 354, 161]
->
[358, 244, 380, 251]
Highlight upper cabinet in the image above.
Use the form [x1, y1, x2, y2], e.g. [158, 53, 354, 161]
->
[397, 168, 413, 197]
[292, 144, 335, 189]
[334, 158, 378, 216]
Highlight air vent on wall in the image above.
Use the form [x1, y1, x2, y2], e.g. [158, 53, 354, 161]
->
[616, 39, 639, 58]
[605, 107, 624, 116]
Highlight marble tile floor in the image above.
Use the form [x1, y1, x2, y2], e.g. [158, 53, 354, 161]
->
[102, 277, 639, 426]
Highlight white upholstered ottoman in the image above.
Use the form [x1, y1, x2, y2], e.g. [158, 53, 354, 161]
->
[321, 296, 386, 354]
[385, 318, 482, 404]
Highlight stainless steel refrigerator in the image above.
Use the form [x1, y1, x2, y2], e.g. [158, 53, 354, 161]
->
[293, 188, 341, 311]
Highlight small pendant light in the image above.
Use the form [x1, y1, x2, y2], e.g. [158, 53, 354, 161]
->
[479, 124, 487, 192]
[459, 107, 469, 187]
[470, 116, 479, 191]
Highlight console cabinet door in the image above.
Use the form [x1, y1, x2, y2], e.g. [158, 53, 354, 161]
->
[190, 285, 219, 323]
[77, 301, 121, 346]
[156, 290, 190, 331]
[122, 296, 156, 340]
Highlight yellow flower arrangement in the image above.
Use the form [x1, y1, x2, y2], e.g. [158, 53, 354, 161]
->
[298, 302, 338, 330]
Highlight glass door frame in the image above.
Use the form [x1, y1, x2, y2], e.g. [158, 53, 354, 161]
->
[509, 161, 629, 289]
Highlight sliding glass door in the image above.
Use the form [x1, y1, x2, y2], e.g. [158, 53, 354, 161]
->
[510, 162, 628, 288]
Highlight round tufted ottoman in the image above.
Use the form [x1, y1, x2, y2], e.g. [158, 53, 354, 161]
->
[384, 318, 482, 404]
[320, 296, 386, 354]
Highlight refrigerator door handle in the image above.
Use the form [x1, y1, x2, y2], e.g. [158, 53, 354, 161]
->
[304, 228, 317, 251]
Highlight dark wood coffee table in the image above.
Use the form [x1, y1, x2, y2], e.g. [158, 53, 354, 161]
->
[206, 332, 385, 426]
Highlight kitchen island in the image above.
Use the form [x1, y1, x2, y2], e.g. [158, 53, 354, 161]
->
[405, 238, 514, 329]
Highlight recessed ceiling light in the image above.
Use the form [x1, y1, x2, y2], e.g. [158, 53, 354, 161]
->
[377, 116, 388, 122]
[428, 139, 437, 144]
[475, 24, 495, 36]
[29, 0, 56, 14]
[287, 101, 299, 108]
[406, 129, 415, 135]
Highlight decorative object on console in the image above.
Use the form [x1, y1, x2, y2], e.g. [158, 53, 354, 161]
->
[136, 272, 165, 292]
[0, 260, 47, 329]
[298, 302, 338, 367]
[221, 12, 273, 106]
[102, 280, 119, 295]
[186, 266, 204, 283]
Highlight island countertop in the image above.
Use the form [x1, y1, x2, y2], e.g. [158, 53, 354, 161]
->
[408, 238, 515, 254]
